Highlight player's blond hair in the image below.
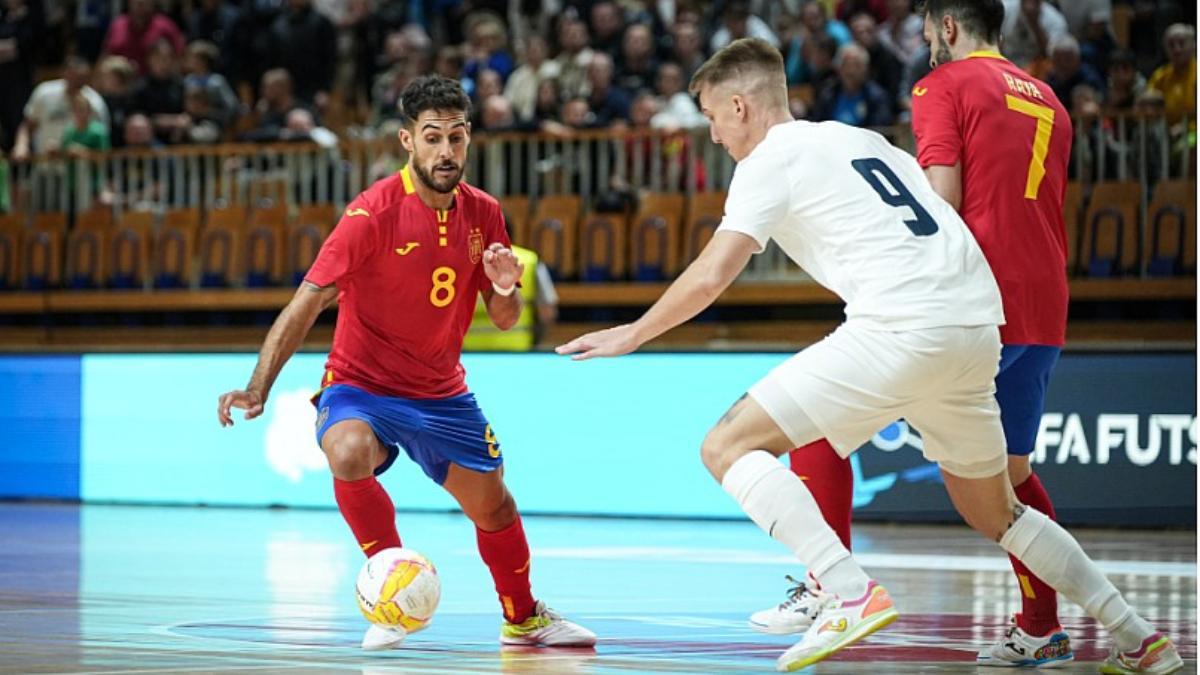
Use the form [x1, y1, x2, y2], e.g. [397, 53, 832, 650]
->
[687, 38, 787, 109]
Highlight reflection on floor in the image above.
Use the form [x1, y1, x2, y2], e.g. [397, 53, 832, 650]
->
[0, 504, 1193, 674]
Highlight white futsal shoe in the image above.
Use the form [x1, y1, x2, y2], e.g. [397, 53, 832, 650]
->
[361, 624, 407, 650]
[976, 615, 1073, 667]
[749, 574, 827, 634]
[500, 600, 597, 647]
[776, 580, 899, 672]
[1099, 632, 1184, 674]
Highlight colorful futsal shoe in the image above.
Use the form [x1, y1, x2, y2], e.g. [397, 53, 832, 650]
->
[1099, 632, 1184, 674]
[361, 624, 407, 650]
[775, 580, 899, 672]
[976, 615, 1073, 667]
[500, 600, 597, 647]
[749, 574, 827, 634]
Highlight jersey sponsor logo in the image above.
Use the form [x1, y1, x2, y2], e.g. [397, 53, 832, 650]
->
[395, 242, 421, 255]
[344, 207, 371, 218]
[911, 86, 928, 97]
[468, 228, 484, 264]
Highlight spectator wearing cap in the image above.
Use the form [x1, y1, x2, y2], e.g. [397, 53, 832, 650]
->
[102, 0, 185, 74]
[877, 0, 924, 64]
[711, 0, 779, 52]
[1147, 23, 1197, 127]
[616, 23, 658, 93]
[1001, 0, 1068, 74]
[1046, 34, 1106, 113]
[505, 35, 560, 123]
[811, 42, 893, 127]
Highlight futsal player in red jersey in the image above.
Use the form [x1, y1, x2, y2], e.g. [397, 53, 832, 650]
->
[753, 3, 1182, 672]
[217, 75, 595, 652]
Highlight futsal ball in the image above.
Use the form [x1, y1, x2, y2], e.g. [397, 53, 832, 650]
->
[355, 547, 441, 633]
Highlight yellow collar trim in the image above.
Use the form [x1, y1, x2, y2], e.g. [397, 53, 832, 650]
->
[966, 50, 1006, 60]
[399, 165, 415, 194]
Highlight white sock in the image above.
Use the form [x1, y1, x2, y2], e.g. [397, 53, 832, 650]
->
[722, 451, 870, 599]
[1000, 507, 1156, 651]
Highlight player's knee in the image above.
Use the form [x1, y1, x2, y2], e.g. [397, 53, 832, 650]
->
[700, 425, 744, 481]
[322, 425, 381, 480]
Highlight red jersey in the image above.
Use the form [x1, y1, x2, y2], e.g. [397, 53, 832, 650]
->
[305, 166, 510, 399]
[911, 51, 1072, 346]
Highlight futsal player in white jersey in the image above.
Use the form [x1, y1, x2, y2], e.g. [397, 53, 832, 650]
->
[557, 38, 1181, 674]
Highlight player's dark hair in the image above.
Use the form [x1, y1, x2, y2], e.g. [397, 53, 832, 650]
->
[398, 75, 472, 128]
[921, 0, 1004, 44]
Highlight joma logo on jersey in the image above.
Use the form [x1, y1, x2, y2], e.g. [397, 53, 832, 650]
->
[468, 229, 484, 264]
[395, 242, 420, 255]
[344, 207, 370, 218]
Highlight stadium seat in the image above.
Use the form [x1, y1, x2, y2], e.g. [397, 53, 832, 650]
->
[197, 222, 241, 288]
[119, 210, 158, 232]
[529, 194, 580, 279]
[244, 222, 285, 287]
[22, 225, 62, 289]
[205, 204, 248, 230]
[1144, 180, 1196, 276]
[498, 195, 531, 245]
[106, 221, 152, 289]
[65, 227, 106, 289]
[580, 211, 627, 282]
[153, 222, 195, 288]
[0, 214, 24, 290]
[630, 193, 685, 281]
[287, 222, 329, 285]
[249, 201, 289, 230]
[163, 208, 201, 233]
[1063, 181, 1084, 276]
[1079, 181, 1140, 277]
[75, 206, 114, 231]
[295, 203, 337, 229]
[31, 212, 68, 235]
[683, 191, 726, 266]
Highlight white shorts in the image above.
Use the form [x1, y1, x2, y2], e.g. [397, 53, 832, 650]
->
[748, 322, 1007, 479]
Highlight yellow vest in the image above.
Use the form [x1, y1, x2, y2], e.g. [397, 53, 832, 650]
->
[463, 245, 538, 351]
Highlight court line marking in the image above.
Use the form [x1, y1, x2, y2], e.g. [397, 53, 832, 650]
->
[530, 547, 1197, 578]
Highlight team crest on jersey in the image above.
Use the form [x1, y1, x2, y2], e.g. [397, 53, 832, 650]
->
[468, 228, 484, 264]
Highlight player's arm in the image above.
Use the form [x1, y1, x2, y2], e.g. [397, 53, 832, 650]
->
[924, 162, 963, 212]
[481, 243, 524, 330]
[217, 282, 338, 426]
[555, 231, 757, 360]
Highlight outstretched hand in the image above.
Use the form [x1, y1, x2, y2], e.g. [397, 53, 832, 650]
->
[555, 324, 642, 361]
[483, 243, 524, 289]
[218, 389, 265, 427]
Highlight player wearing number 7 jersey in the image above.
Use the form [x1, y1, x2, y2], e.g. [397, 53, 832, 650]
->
[556, 37, 1180, 673]
[216, 75, 594, 652]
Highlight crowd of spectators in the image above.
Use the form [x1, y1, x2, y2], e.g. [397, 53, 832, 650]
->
[0, 0, 1195, 158]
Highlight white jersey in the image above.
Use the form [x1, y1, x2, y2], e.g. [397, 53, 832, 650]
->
[718, 120, 1004, 331]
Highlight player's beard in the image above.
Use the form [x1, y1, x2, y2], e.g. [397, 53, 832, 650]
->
[412, 157, 465, 194]
[932, 33, 953, 68]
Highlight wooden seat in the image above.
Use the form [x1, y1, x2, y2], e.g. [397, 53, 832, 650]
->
[32, 212, 68, 234]
[22, 225, 62, 289]
[295, 203, 337, 229]
[105, 221, 152, 289]
[630, 193, 685, 281]
[119, 210, 157, 232]
[529, 194, 580, 280]
[498, 195, 531, 244]
[580, 211, 628, 281]
[243, 222, 286, 287]
[683, 191, 726, 265]
[1063, 181, 1084, 277]
[0, 215, 24, 290]
[248, 202, 289, 230]
[163, 208, 201, 232]
[1079, 181, 1140, 277]
[75, 206, 114, 231]
[204, 204, 248, 231]
[286, 221, 330, 286]
[65, 227, 107, 288]
[197, 222, 242, 288]
[153, 222, 195, 288]
[1144, 180, 1196, 276]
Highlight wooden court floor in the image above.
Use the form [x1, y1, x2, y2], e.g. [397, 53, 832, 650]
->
[0, 503, 1194, 674]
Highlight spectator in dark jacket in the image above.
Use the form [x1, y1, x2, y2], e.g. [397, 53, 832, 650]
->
[849, 12, 904, 109]
[812, 42, 894, 127]
[266, 0, 335, 107]
[0, 0, 37, 151]
[1047, 34, 1106, 112]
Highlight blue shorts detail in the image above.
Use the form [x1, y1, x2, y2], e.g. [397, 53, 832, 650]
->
[995, 345, 1061, 457]
[313, 384, 501, 484]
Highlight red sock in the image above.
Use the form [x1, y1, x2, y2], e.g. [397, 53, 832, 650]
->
[476, 516, 536, 624]
[789, 439, 854, 551]
[1010, 472, 1061, 636]
[333, 476, 401, 558]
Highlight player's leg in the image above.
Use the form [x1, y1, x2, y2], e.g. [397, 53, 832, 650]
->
[421, 394, 595, 647]
[316, 385, 403, 558]
[705, 370, 900, 670]
[941, 469, 1182, 674]
[978, 345, 1072, 666]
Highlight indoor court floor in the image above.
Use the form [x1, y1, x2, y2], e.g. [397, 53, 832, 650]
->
[0, 503, 1194, 674]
